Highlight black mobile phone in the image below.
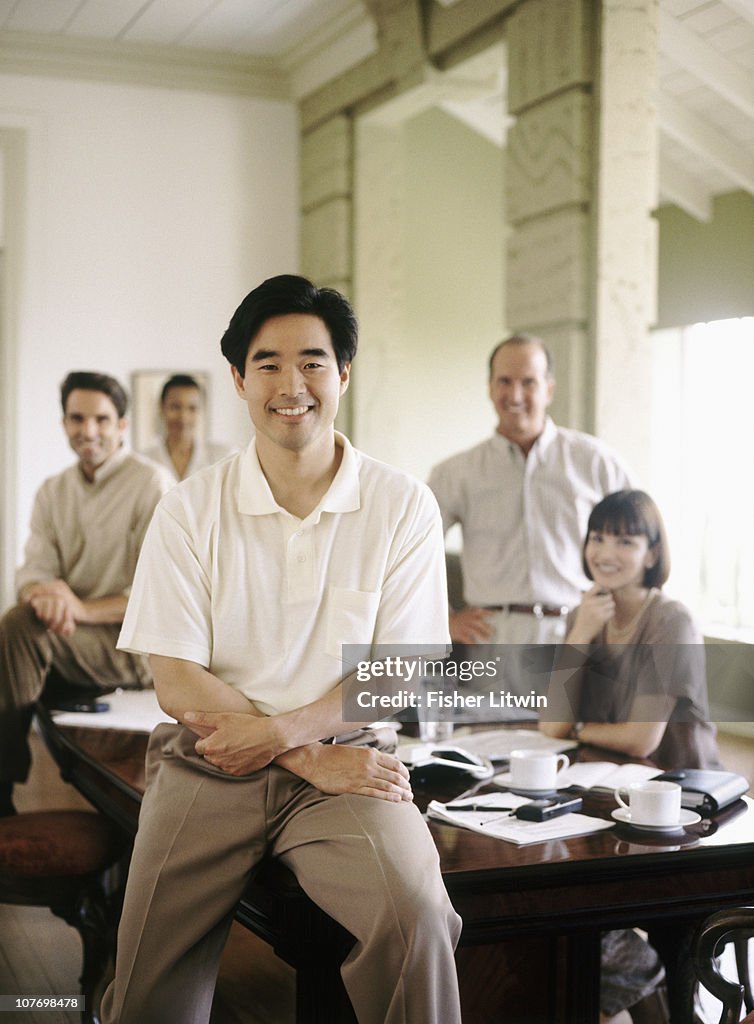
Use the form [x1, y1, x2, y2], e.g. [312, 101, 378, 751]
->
[515, 796, 583, 822]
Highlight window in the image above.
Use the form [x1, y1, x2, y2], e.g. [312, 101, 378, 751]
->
[651, 317, 754, 641]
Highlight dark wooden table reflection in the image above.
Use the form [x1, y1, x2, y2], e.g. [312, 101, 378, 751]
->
[37, 709, 754, 1024]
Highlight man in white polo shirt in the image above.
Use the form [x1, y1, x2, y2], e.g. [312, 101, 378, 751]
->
[102, 275, 462, 1024]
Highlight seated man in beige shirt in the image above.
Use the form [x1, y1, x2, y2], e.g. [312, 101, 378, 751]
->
[0, 371, 173, 816]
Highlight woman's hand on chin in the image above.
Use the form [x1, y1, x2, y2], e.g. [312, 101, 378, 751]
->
[567, 585, 616, 644]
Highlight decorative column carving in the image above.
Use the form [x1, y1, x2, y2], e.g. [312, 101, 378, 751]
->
[505, 0, 658, 475]
[300, 112, 355, 432]
[300, 112, 353, 297]
[505, 0, 595, 432]
[351, 121, 407, 467]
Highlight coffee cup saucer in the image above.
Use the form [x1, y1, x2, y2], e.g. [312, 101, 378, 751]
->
[493, 772, 559, 797]
[611, 807, 702, 833]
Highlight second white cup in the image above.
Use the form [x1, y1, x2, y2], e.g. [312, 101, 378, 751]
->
[614, 780, 682, 826]
[509, 749, 568, 791]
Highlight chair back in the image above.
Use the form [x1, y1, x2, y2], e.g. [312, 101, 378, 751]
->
[694, 907, 754, 1024]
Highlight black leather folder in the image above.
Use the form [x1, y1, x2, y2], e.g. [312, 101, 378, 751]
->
[654, 768, 750, 816]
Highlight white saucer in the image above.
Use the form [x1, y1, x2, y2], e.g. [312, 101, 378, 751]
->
[611, 808, 702, 832]
[494, 771, 559, 797]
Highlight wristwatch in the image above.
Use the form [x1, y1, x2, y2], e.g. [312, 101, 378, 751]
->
[570, 721, 585, 741]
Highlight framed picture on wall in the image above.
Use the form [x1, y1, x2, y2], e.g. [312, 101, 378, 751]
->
[130, 370, 210, 452]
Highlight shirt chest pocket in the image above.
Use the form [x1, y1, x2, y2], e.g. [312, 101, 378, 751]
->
[326, 587, 381, 661]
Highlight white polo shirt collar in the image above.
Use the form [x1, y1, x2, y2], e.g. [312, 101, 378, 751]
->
[238, 431, 361, 519]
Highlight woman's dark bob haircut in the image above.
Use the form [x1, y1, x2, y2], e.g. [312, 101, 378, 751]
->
[582, 489, 671, 589]
[220, 274, 358, 375]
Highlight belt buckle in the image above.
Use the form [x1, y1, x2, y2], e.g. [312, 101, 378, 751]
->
[532, 603, 544, 619]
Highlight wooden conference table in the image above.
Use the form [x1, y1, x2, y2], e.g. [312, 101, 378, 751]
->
[36, 706, 754, 1024]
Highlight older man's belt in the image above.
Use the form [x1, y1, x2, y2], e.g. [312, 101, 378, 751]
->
[482, 603, 569, 619]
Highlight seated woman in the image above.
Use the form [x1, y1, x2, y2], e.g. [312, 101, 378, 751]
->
[541, 488, 719, 769]
[540, 489, 721, 1024]
[143, 373, 235, 481]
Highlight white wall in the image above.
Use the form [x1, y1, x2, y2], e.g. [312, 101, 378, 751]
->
[0, 72, 298, 597]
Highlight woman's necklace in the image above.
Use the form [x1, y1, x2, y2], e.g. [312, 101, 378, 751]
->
[606, 590, 655, 644]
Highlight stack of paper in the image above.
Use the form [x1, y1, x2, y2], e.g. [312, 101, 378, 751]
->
[427, 793, 614, 846]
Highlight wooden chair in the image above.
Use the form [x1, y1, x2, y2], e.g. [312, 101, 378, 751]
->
[0, 810, 127, 1024]
[694, 907, 754, 1024]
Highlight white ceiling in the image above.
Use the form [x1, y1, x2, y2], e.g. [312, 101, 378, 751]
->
[1, 0, 752, 221]
[0, 0, 355, 56]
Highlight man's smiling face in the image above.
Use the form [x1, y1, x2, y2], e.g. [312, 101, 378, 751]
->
[63, 389, 126, 480]
[231, 313, 350, 455]
[489, 342, 554, 451]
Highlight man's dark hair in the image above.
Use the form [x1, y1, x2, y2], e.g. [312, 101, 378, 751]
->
[60, 371, 129, 418]
[160, 373, 203, 404]
[220, 274, 358, 375]
[488, 334, 554, 379]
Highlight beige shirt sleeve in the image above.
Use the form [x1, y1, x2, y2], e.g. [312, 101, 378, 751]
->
[15, 480, 63, 595]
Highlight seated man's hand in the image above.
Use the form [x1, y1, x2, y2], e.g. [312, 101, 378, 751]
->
[23, 581, 82, 636]
[288, 743, 412, 803]
[449, 606, 494, 644]
[187, 710, 286, 776]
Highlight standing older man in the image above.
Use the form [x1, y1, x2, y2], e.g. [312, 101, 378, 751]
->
[428, 334, 632, 669]
[0, 371, 173, 816]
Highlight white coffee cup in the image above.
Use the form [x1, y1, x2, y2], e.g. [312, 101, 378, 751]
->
[614, 780, 682, 826]
[509, 749, 568, 791]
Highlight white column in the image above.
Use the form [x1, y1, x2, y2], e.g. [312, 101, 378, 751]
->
[592, 0, 658, 477]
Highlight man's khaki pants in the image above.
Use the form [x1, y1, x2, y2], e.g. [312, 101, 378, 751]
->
[102, 724, 462, 1024]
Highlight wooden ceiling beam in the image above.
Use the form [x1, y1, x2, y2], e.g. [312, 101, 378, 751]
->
[659, 7, 754, 121]
[719, 0, 754, 30]
[659, 91, 754, 195]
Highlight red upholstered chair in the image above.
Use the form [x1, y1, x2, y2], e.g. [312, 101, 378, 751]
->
[694, 907, 754, 1024]
[0, 810, 127, 1024]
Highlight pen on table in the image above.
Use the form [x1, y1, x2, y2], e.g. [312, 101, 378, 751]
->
[445, 802, 518, 812]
